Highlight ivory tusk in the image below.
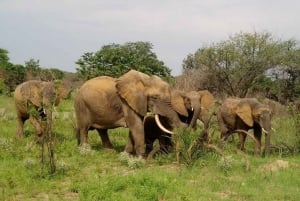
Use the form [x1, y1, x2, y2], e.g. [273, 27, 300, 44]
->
[191, 107, 194, 111]
[262, 128, 268, 134]
[154, 114, 174, 135]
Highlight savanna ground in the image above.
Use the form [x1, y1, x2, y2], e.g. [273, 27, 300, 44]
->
[0, 95, 300, 201]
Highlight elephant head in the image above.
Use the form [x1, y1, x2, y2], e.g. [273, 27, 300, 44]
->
[171, 90, 215, 129]
[14, 80, 72, 138]
[218, 98, 271, 155]
[116, 70, 185, 156]
[236, 99, 271, 132]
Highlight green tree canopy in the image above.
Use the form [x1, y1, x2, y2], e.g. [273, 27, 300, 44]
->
[76, 41, 171, 80]
[182, 32, 300, 100]
[25, 58, 41, 77]
[0, 48, 26, 94]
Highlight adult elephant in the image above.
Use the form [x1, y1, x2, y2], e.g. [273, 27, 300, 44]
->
[14, 80, 71, 138]
[144, 90, 215, 154]
[74, 70, 186, 157]
[180, 90, 215, 141]
[217, 98, 271, 155]
[74, 76, 126, 149]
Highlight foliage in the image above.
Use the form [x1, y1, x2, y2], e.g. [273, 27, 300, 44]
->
[173, 128, 204, 168]
[40, 68, 65, 81]
[0, 49, 26, 94]
[0, 48, 10, 65]
[25, 58, 41, 77]
[2, 64, 26, 94]
[76, 41, 171, 80]
[182, 32, 300, 100]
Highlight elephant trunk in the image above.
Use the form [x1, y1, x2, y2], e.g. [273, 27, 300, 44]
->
[189, 107, 201, 129]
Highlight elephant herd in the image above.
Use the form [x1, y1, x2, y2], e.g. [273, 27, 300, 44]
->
[13, 70, 272, 157]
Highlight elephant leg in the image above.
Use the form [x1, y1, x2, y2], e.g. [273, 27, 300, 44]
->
[97, 129, 113, 149]
[125, 131, 134, 154]
[16, 117, 26, 138]
[264, 132, 271, 155]
[199, 111, 210, 142]
[29, 116, 43, 137]
[122, 104, 146, 156]
[238, 132, 247, 151]
[159, 134, 172, 154]
[254, 133, 261, 155]
[78, 127, 90, 148]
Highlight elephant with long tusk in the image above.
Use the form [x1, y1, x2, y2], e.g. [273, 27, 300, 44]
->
[74, 70, 187, 157]
[143, 89, 215, 155]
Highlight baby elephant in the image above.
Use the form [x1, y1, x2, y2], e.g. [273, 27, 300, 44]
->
[143, 115, 174, 156]
[217, 98, 271, 155]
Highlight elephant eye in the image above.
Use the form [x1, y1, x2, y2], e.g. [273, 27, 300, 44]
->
[151, 95, 159, 100]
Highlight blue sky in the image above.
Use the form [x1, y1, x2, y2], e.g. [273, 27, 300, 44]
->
[0, 0, 299, 76]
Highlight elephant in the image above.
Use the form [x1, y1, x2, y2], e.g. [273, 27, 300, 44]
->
[14, 80, 71, 138]
[217, 97, 271, 155]
[180, 90, 215, 141]
[74, 76, 126, 149]
[74, 70, 187, 157]
[143, 89, 215, 154]
[143, 115, 173, 155]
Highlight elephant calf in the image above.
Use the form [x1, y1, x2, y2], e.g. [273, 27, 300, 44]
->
[217, 98, 271, 155]
[143, 115, 173, 155]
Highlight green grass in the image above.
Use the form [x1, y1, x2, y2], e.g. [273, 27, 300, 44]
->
[0, 95, 300, 201]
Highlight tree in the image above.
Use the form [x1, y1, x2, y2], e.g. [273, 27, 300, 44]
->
[0, 48, 10, 66]
[40, 68, 65, 81]
[3, 64, 26, 93]
[25, 58, 41, 78]
[0, 48, 26, 94]
[76, 41, 171, 80]
[182, 32, 297, 98]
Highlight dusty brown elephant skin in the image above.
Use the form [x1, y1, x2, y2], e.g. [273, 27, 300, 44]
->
[74, 76, 126, 149]
[75, 70, 186, 157]
[143, 90, 215, 154]
[75, 83, 194, 154]
[217, 98, 271, 155]
[14, 80, 71, 138]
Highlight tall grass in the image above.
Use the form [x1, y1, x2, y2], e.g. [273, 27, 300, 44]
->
[0, 96, 300, 201]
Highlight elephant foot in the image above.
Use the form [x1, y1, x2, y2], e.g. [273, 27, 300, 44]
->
[79, 143, 91, 150]
[102, 142, 113, 149]
[198, 130, 209, 143]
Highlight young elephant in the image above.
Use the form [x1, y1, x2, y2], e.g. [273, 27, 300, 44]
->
[143, 115, 173, 155]
[14, 80, 71, 138]
[217, 98, 271, 155]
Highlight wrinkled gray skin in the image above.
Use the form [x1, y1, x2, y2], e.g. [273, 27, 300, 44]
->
[217, 98, 271, 155]
[74, 70, 186, 157]
[14, 80, 71, 138]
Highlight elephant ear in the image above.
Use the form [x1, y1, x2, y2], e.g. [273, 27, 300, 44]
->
[198, 90, 215, 110]
[171, 90, 189, 117]
[236, 102, 254, 127]
[20, 81, 43, 107]
[116, 70, 148, 116]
